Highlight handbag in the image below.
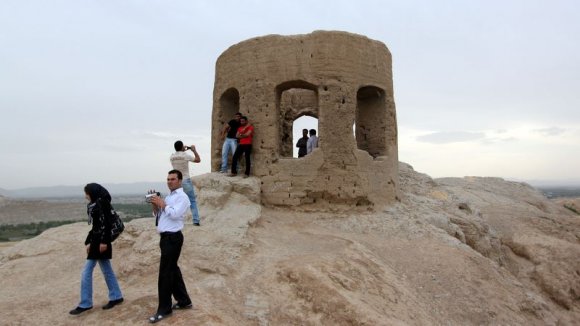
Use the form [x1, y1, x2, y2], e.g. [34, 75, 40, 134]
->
[109, 208, 125, 242]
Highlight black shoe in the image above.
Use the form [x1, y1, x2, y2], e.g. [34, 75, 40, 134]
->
[69, 306, 92, 315]
[172, 302, 193, 310]
[102, 298, 124, 310]
[193, 223, 200, 226]
[149, 311, 172, 323]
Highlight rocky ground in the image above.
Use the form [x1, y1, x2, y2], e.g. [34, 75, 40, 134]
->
[554, 197, 580, 215]
[0, 164, 578, 325]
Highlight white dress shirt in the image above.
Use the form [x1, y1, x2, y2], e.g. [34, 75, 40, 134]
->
[156, 188, 190, 233]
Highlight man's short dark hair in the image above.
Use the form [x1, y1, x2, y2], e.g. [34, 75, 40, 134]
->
[168, 169, 183, 180]
[309, 129, 317, 135]
[174, 140, 184, 151]
[235, 112, 242, 116]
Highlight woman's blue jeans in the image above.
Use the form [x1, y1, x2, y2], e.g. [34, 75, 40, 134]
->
[78, 259, 123, 308]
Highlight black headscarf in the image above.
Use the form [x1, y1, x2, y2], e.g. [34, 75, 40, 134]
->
[84, 183, 112, 224]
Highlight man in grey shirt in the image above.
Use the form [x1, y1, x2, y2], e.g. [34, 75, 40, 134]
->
[170, 140, 201, 226]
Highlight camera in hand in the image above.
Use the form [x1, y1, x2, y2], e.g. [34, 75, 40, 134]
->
[145, 192, 161, 203]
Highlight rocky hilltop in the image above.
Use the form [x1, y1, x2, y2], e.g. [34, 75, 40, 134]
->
[554, 197, 580, 215]
[1, 163, 578, 325]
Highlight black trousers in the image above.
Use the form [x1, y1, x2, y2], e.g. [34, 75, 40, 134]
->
[231, 144, 252, 176]
[157, 231, 191, 314]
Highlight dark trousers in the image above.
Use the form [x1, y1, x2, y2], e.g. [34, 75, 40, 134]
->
[231, 144, 252, 176]
[157, 231, 191, 314]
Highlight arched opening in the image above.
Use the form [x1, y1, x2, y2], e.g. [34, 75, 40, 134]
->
[218, 88, 240, 127]
[276, 81, 319, 158]
[355, 86, 387, 158]
[215, 88, 240, 171]
[292, 115, 319, 158]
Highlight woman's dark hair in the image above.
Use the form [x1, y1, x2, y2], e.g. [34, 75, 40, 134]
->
[84, 183, 112, 204]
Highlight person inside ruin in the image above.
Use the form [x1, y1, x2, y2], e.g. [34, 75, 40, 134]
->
[306, 129, 319, 154]
[147, 170, 193, 323]
[69, 183, 124, 315]
[170, 140, 201, 226]
[220, 112, 242, 173]
[296, 128, 309, 158]
[229, 116, 254, 177]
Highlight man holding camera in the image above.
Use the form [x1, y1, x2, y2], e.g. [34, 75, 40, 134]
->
[170, 140, 201, 226]
[147, 169, 193, 323]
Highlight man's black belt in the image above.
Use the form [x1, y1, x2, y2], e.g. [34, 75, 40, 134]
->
[160, 231, 181, 237]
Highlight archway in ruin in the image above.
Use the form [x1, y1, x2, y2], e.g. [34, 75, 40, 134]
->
[216, 88, 240, 170]
[292, 115, 319, 158]
[218, 87, 240, 126]
[355, 86, 387, 158]
[276, 81, 318, 158]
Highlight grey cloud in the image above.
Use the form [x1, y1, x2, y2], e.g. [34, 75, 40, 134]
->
[138, 131, 209, 141]
[142, 131, 182, 140]
[481, 136, 518, 145]
[533, 127, 566, 136]
[416, 131, 486, 144]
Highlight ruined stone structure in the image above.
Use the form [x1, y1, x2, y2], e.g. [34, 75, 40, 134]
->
[211, 31, 398, 207]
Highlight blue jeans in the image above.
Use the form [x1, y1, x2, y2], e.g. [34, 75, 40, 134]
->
[181, 178, 200, 224]
[79, 259, 123, 308]
[221, 138, 238, 172]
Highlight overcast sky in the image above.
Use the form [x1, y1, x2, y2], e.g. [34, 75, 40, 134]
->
[1, 0, 579, 189]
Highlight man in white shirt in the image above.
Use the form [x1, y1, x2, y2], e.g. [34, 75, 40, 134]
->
[307, 129, 319, 154]
[147, 170, 193, 323]
[170, 141, 201, 226]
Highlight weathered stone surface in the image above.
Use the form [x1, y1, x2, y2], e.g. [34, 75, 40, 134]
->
[211, 31, 398, 208]
[1, 164, 579, 325]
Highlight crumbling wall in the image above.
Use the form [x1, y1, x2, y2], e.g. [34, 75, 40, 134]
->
[211, 31, 399, 208]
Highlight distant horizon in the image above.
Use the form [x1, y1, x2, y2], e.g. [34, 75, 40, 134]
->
[2, 174, 580, 199]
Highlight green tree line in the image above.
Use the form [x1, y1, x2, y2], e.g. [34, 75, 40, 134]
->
[0, 203, 153, 242]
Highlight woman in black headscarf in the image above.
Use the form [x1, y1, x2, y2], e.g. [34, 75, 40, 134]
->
[69, 183, 124, 315]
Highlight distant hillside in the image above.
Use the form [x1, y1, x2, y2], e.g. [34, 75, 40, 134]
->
[536, 186, 580, 198]
[0, 182, 166, 199]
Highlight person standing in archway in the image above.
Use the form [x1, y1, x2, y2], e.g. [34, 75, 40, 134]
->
[296, 129, 309, 158]
[230, 116, 254, 178]
[220, 112, 242, 173]
[307, 129, 319, 154]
